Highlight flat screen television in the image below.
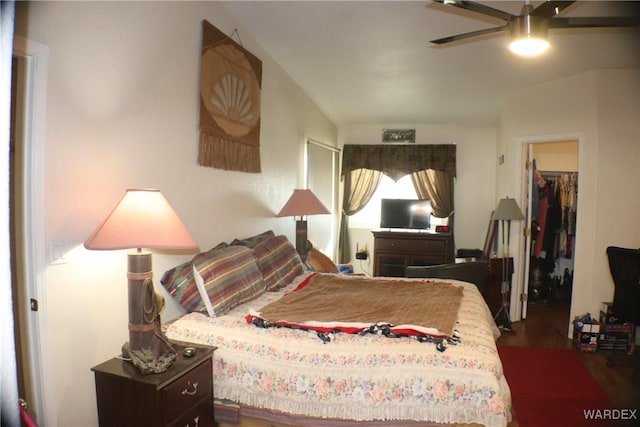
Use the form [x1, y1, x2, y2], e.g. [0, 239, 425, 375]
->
[380, 199, 431, 230]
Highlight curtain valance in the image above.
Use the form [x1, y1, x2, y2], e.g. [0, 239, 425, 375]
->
[341, 144, 456, 181]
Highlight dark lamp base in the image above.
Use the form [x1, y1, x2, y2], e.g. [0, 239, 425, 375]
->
[295, 219, 310, 261]
[121, 341, 176, 375]
[126, 251, 177, 375]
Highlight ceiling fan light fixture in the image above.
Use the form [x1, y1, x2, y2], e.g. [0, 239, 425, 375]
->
[509, 36, 549, 57]
[508, 13, 549, 57]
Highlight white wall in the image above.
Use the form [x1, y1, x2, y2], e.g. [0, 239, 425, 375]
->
[499, 69, 640, 330]
[15, 1, 337, 426]
[339, 125, 497, 272]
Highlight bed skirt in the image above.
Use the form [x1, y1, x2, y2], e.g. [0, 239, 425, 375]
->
[214, 400, 492, 427]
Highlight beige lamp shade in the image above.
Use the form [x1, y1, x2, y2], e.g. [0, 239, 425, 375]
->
[277, 189, 330, 218]
[84, 188, 198, 250]
[492, 197, 524, 221]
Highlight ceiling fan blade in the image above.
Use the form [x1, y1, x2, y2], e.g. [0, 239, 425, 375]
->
[530, 1, 576, 19]
[549, 16, 640, 29]
[430, 25, 506, 44]
[433, 0, 514, 22]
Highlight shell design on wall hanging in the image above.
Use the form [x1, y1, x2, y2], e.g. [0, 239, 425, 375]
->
[201, 44, 261, 138]
[209, 73, 254, 124]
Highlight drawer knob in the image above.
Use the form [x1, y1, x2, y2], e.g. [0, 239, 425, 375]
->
[181, 381, 199, 396]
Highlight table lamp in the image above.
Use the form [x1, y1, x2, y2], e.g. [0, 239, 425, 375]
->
[491, 197, 524, 331]
[277, 189, 330, 260]
[85, 188, 198, 374]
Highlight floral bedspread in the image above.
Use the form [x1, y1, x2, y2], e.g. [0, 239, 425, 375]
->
[165, 274, 512, 427]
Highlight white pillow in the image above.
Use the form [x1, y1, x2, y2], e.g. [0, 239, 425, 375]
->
[193, 264, 215, 317]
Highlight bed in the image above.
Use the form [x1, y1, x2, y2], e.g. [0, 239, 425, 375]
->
[161, 231, 512, 427]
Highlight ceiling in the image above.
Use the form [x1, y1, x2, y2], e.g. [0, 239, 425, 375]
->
[220, 1, 640, 126]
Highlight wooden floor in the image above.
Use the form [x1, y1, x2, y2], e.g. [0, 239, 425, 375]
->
[497, 303, 640, 409]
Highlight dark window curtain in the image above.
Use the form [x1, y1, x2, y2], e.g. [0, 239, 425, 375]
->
[341, 144, 456, 181]
[411, 169, 454, 217]
[338, 168, 383, 263]
[1, 2, 20, 427]
[412, 169, 455, 231]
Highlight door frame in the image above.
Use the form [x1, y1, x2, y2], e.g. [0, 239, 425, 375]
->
[514, 133, 584, 326]
[12, 35, 52, 425]
[521, 143, 534, 319]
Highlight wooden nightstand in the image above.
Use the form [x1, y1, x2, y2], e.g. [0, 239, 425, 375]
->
[92, 343, 215, 427]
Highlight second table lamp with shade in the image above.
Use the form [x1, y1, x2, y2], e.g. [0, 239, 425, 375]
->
[277, 189, 330, 261]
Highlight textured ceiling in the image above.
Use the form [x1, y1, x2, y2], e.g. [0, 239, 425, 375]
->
[220, 1, 640, 126]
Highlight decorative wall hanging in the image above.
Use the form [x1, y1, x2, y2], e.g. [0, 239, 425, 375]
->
[199, 20, 262, 173]
[382, 129, 415, 143]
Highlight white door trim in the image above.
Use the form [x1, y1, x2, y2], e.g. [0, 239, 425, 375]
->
[521, 143, 534, 319]
[12, 35, 54, 425]
[514, 132, 584, 328]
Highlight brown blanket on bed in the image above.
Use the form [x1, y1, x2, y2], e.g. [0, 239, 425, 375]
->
[257, 274, 464, 337]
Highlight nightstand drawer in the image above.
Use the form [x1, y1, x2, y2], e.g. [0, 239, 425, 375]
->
[169, 397, 214, 427]
[163, 358, 213, 423]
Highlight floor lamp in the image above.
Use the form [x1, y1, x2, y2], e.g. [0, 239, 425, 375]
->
[491, 197, 524, 331]
[277, 189, 330, 261]
[85, 189, 198, 374]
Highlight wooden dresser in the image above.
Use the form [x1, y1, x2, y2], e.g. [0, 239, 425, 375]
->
[92, 343, 215, 427]
[373, 230, 455, 277]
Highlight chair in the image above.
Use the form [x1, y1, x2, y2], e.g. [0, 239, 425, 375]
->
[605, 246, 640, 382]
[606, 246, 640, 325]
[406, 260, 489, 295]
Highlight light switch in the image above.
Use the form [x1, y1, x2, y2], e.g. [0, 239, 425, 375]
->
[49, 240, 68, 265]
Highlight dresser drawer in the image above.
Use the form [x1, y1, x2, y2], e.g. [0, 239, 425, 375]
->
[376, 237, 446, 254]
[163, 359, 213, 423]
[169, 397, 215, 427]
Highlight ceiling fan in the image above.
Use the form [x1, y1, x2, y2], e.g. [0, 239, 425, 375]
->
[430, 0, 640, 56]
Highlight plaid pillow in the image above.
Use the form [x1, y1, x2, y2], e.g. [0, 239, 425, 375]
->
[192, 245, 265, 316]
[160, 259, 201, 312]
[230, 230, 275, 248]
[253, 235, 305, 291]
[160, 240, 227, 311]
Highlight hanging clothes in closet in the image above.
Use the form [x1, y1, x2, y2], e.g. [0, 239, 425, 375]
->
[532, 171, 577, 259]
[530, 169, 578, 303]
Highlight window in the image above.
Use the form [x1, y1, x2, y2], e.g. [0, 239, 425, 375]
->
[349, 174, 448, 230]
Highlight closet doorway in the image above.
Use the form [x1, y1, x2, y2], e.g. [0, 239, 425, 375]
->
[522, 140, 579, 319]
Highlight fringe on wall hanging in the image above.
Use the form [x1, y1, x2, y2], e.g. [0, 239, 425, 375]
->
[199, 20, 262, 173]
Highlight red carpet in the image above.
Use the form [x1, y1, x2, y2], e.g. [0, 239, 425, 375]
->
[498, 346, 617, 427]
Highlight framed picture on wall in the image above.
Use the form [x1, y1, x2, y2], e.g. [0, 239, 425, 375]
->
[382, 129, 416, 143]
